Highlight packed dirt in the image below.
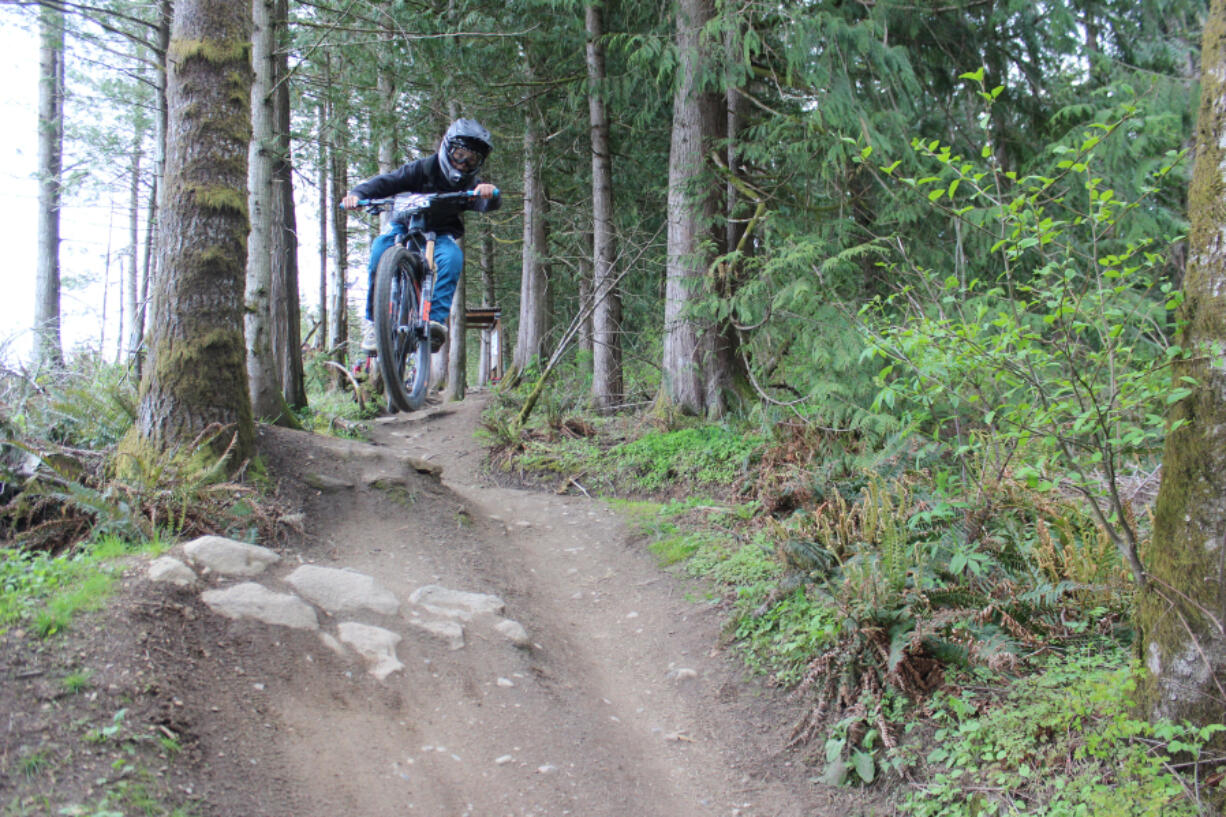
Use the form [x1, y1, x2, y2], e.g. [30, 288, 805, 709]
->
[1, 391, 888, 816]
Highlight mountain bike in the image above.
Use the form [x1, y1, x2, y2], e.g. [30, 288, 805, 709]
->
[348, 190, 489, 412]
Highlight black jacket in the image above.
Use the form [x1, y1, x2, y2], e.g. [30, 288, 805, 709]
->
[351, 155, 500, 238]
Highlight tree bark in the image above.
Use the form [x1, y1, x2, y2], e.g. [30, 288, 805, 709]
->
[1138, 0, 1226, 737]
[587, 0, 623, 413]
[513, 103, 550, 373]
[129, 0, 254, 465]
[271, 0, 306, 410]
[245, 0, 295, 425]
[662, 0, 724, 416]
[126, 135, 143, 362]
[134, 0, 171, 381]
[316, 95, 328, 352]
[35, 2, 65, 369]
[328, 61, 349, 385]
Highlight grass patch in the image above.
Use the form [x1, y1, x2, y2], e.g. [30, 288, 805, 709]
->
[15, 749, 53, 780]
[604, 425, 764, 493]
[1, 533, 166, 637]
[61, 669, 93, 695]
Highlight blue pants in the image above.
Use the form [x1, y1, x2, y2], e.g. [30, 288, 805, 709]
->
[365, 226, 462, 326]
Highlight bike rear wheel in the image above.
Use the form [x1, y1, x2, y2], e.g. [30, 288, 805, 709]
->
[373, 246, 431, 412]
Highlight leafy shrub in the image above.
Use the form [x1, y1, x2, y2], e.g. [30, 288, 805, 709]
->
[903, 648, 1222, 816]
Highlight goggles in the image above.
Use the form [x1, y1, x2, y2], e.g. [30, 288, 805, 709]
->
[448, 143, 484, 172]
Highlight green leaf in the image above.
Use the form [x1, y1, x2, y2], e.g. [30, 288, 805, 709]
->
[852, 751, 876, 783]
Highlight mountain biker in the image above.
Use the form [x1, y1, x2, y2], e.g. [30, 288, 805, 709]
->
[341, 118, 501, 354]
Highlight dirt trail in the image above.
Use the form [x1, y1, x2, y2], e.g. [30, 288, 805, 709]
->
[161, 393, 857, 816]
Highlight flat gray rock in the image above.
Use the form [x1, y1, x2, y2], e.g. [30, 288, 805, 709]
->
[201, 582, 318, 630]
[406, 617, 465, 650]
[184, 536, 280, 577]
[285, 565, 400, 616]
[409, 585, 505, 621]
[337, 622, 404, 679]
[148, 556, 198, 588]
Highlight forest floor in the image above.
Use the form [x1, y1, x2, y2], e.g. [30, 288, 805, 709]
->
[0, 390, 894, 817]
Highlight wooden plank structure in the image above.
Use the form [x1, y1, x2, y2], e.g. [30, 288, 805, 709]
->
[465, 306, 504, 383]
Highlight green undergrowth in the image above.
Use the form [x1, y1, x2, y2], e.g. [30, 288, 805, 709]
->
[481, 363, 1214, 810]
[481, 395, 765, 498]
[0, 533, 168, 637]
[902, 647, 1224, 816]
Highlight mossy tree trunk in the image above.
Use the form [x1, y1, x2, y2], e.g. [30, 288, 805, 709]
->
[1137, 0, 1226, 735]
[662, 0, 730, 418]
[132, 0, 254, 465]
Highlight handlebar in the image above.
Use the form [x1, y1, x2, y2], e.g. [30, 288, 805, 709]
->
[340, 188, 500, 212]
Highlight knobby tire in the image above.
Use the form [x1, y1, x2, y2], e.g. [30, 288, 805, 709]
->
[373, 247, 430, 412]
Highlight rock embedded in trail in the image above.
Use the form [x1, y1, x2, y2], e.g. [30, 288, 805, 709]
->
[406, 617, 466, 650]
[302, 472, 355, 491]
[147, 556, 198, 587]
[184, 535, 280, 577]
[285, 565, 401, 616]
[201, 582, 319, 630]
[338, 621, 405, 679]
[409, 585, 506, 621]
[493, 617, 531, 648]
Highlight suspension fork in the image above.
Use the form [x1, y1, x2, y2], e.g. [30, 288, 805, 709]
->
[420, 234, 437, 325]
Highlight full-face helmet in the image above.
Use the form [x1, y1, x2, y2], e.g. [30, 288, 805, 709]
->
[437, 118, 493, 187]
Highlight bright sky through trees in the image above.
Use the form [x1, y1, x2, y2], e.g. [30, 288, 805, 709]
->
[0, 13, 330, 367]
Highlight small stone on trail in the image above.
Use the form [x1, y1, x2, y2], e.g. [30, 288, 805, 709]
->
[494, 618, 531, 648]
[668, 667, 699, 682]
[495, 754, 514, 765]
[184, 536, 280, 577]
[537, 764, 557, 774]
[148, 556, 198, 588]
[496, 677, 515, 688]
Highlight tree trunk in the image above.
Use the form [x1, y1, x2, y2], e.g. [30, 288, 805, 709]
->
[126, 136, 143, 362]
[245, 0, 295, 426]
[1137, 0, 1226, 738]
[35, 2, 65, 369]
[134, 0, 170, 381]
[316, 95, 328, 352]
[587, 0, 623, 413]
[328, 69, 349, 385]
[662, 0, 723, 416]
[578, 247, 594, 360]
[129, 0, 254, 465]
[513, 105, 550, 373]
[271, 0, 306, 410]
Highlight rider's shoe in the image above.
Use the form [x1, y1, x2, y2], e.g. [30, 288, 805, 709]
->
[429, 321, 448, 353]
[361, 319, 377, 353]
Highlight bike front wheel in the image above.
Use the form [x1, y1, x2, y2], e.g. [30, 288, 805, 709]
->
[373, 247, 431, 412]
